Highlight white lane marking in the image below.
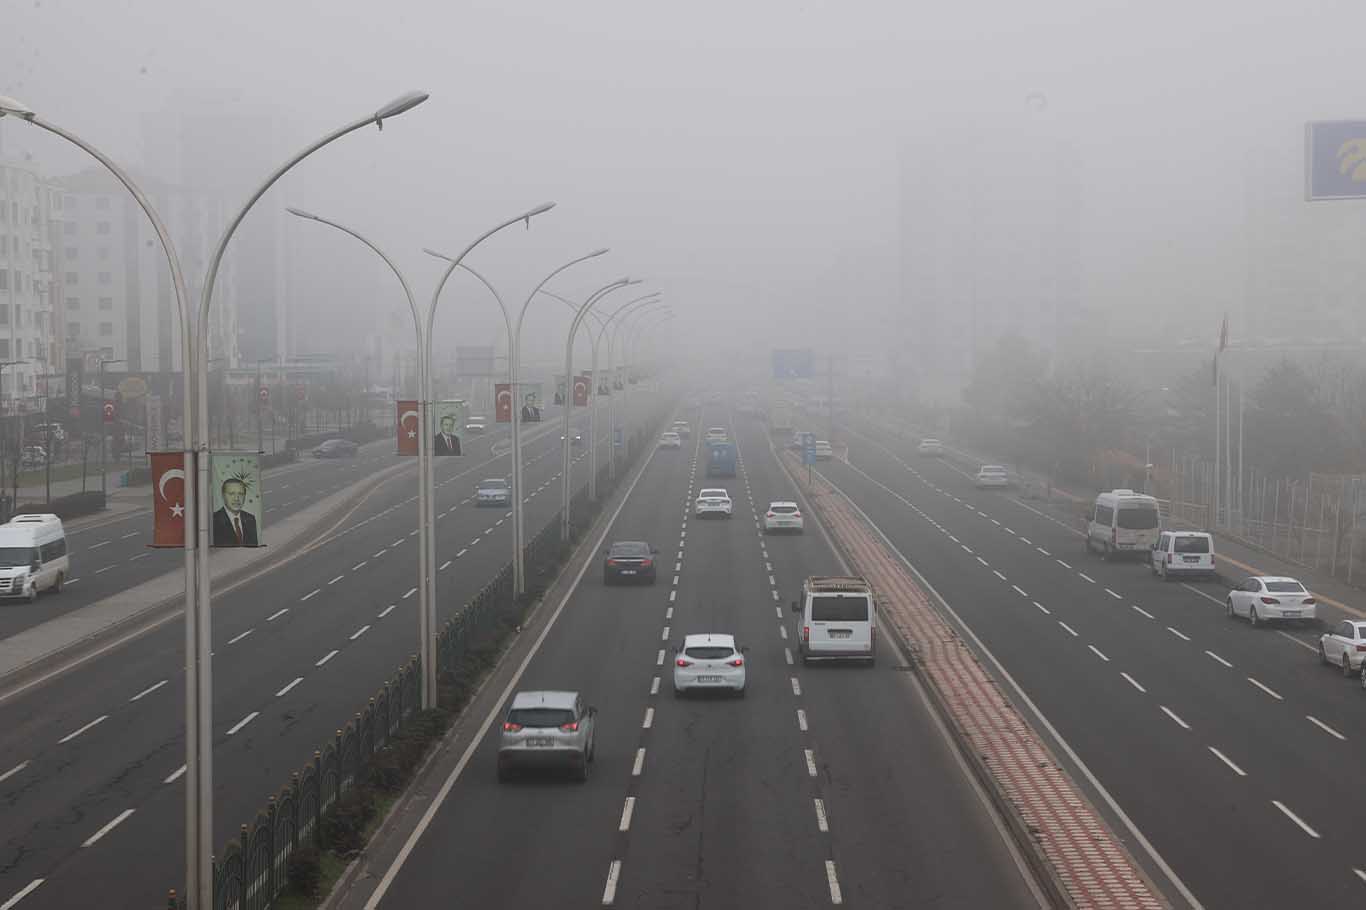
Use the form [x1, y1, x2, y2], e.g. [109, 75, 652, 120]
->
[326, 575, 345, 586]
[632, 748, 646, 776]
[961, 545, 973, 554]
[669, 590, 676, 603]
[267, 608, 289, 621]
[65, 578, 78, 585]
[1354, 868, 1366, 884]
[94, 566, 114, 575]
[129, 552, 149, 562]
[976, 556, 989, 567]
[656, 649, 665, 666]
[439, 559, 452, 571]
[1088, 645, 1110, 662]
[1272, 801, 1321, 839]
[0, 761, 30, 785]
[89, 540, 111, 550]
[650, 676, 660, 695]
[790, 677, 802, 696]
[992, 569, 1007, 581]
[1306, 715, 1347, 741]
[163, 765, 187, 784]
[1056, 559, 1072, 569]
[661, 626, 670, 641]
[1160, 705, 1191, 730]
[665, 607, 673, 620]
[2, 879, 45, 909]
[1277, 631, 1319, 653]
[373, 550, 386, 559]
[351, 625, 371, 641]
[1012, 585, 1028, 597]
[1205, 650, 1232, 668]
[618, 797, 636, 832]
[378, 604, 397, 618]
[1078, 573, 1096, 584]
[301, 589, 321, 601]
[775, 606, 783, 619]
[785, 648, 794, 665]
[130, 679, 170, 700]
[276, 677, 304, 697]
[771, 590, 780, 601]
[226, 712, 259, 735]
[977, 510, 988, 518]
[768, 574, 776, 586]
[826, 860, 843, 904]
[1121, 672, 1146, 693]
[316, 650, 339, 667]
[1058, 621, 1078, 637]
[814, 798, 829, 832]
[675, 562, 682, 572]
[1167, 627, 1190, 642]
[797, 708, 808, 732]
[599, 858, 625, 908]
[352, 561, 368, 572]
[673, 575, 680, 586]
[456, 548, 467, 558]
[1209, 747, 1248, 777]
[1105, 588, 1123, 600]
[1037, 547, 1051, 556]
[1034, 601, 1051, 615]
[779, 625, 788, 639]
[1247, 677, 1283, 701]
[1018, 536, 1031, 544]
[1131, 604, 1155, 619]
[469, 537, 481, 546]
[82, 809, 135, 847]
[991, 518, 1001, 526]
[392, 538, 405, 547]
[59, 715, 108, 744]
[403, 587, 417, 599]
[804, 749, 818, 776]
[643, 707, 654, 729]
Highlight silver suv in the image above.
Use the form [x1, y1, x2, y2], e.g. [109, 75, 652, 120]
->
[497, 690, 597, 782]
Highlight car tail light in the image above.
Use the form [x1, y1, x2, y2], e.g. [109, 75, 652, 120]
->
[1167, 553, 1174, 564]
[793, 511, 800, 518]
[1356, 644, 1366, 652]
[641, 559, 653, 568]
[502, 722, 522, 732]
[766, 512, 775, 518]
[559, 721, 579, 732]
[802, 625, 810, 643]
[729, 658, 744, 667]
[676, 658, 692, 667]
[1260, 596, 1280, 605]
[606, 559, 618, 566]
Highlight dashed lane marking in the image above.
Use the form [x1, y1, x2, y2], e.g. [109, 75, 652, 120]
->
[226, 711, 259, 735]
[1160, 706, 1191, 730]
[316, 650, 339, 667]
[1272, 801, 1320, 839]
[130, 679, 169, 700]
[1209, 747, 1247, 777]
[1121, 672, 1146, 693]
[1247, 677, 1283, 701]
[59, 715, 108, 744]
[0, 761, 30, 785]
[804, 749, 818, 776]
[814, 798, 829, 832]
[276, 677, 304, 697]
[81, 809, 135, 848]
[1306, 715, 1346, 741]
[602, 860, 622, 905]
[1205, 650, 1232, 668]
[632, 748, 646, 776]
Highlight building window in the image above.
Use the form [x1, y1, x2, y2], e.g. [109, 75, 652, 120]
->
[64, 246, 77, 260]
[0, 270, 6, 291]
[99, 322, 113, 337]
[66, 297, 80, 310]
[63, 221, 77, 236]
[95, 221, 111, 235]
[98, 296, 112, 311]
[65, 271, 78, 285]
[0, 340, 10, 358]
[97, 271, 111, 285]
[97, 246, 110, 260]
[95, 196, 110, 211]
[0, 305, 8, 324]
[64, 195, 77, 210]
[66, 322, 79, 338]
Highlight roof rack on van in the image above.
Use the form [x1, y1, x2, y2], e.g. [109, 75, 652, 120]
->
[807, 575, 872, 592]
[9, 513, 61, 525]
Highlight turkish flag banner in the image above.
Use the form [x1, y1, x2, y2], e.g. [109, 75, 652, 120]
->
[573, 375, 590, 407]
[495, 384, 513, 423]
[151, 452, 188, 547]
[396, 400, 419, 456]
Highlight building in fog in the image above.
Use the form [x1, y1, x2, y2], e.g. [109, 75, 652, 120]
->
[898, 112, 1086, 404]
[0, 155, 62, 410]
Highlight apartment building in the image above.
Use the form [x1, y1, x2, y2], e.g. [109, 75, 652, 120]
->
[0, 156, 62, 411]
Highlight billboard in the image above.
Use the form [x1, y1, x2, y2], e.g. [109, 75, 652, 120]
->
[456, 345, 497, 377]
[396, 400, 419, 456]
[210, 452, 263, 548]
[495, 383, 513, 423]
[572, 374, 590, 407]
[772, 348, 815, 379]
[1306, 120, 1366, 200]
[520, 381, 544, 421]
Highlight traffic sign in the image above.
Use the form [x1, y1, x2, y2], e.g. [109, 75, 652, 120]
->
[102, 401, 117, 423]
[801, 432, 817, 465]
[258, 386, 270, 403]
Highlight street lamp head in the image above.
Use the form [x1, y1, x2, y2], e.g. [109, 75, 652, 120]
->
[422, 247, 455, 262]
[285, 206, 321, 222]
[0, 95, 35, 121]
[587, 247, 610, 258]
[519, 202, 556, 229]
[373, 91, 430, 129]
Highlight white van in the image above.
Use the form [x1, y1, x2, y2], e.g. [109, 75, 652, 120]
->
[791, 575, 876, 664]
[0, 514, 68, 602]
[1150, 531, 1215, 580]
[1086, 490, 1161, 560]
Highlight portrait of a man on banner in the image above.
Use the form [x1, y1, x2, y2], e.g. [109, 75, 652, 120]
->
[211, 453, 263, 547]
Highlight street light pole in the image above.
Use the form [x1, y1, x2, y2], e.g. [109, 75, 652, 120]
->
[422, 202, 555, 705]
[612, 307, 672, 470]
[588, 294, 660, 496]
[606, 301, 667, 481]
[98, 358, 125, 501]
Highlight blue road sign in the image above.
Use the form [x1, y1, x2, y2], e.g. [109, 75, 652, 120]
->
[1306, 120, 1366, 200]
[772, 348, 815, 379]
[801, 432, 817, 465]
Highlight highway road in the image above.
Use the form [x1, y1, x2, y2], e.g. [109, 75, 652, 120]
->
[361, 408, 1042, 909]
[820, 417, 1366, 908]
[0, 394, 658, 910]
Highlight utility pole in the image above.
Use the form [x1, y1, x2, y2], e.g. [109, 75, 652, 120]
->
[99, 358, 125, 502]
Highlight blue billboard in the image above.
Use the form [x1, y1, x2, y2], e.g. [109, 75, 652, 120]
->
[772, 348, 815, 379]
[1306, 120, 1366, 200]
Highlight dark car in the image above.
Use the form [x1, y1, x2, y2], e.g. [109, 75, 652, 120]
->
[313, 438, 359, 458]
[603, 540, 659, 585]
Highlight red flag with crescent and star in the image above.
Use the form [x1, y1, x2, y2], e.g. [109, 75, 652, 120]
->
[396, 400, 419, 456]
[495, 384, 513, 423]
[151, 452, 187, 547]
[573, 375, 590, 407]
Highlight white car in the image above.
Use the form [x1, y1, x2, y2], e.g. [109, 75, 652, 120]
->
[814, 440, 833, 461]
[763, 501, 804, 533]
[673, 633, 747, 697]
[1320, 620, 1366, 677]
[1226, 576, 1317, 626]
[704, 427, 728, 444]
[694, 488, 733, 518]
[658, 431, 682, 449]
[475, 477, 511, 507]
[465, 417, 487, 434]
[917, 438, 943, 456]
[974, 465, 1011, 489]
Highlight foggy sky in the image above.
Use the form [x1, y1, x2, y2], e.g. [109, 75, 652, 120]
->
[5, 0, 1366, 368]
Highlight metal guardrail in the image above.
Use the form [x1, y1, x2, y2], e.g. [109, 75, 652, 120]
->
[202, 416, 666, 910]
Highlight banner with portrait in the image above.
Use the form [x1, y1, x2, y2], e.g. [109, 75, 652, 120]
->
[396, 400, 419, 456]
[572, 374, 590, 407]
[495, 384, 513, 423]
[211, 452, 264, 548]
[519, 381, 544, 422]
[432, 400, 465, 456]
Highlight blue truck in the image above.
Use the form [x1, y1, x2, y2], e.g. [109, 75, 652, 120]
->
[706, 440, 737, 477]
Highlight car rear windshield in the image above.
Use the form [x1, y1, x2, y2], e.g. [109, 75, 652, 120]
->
[684, 646, 734, 660]
[1117, 507, 1159, 530]
[810, 595, 870, 622]
[1265, 581, 1306, 594]
[507, 707, 575, 728]
[610, 542, 649, 557]
[771, 505, 798, 514]
[1173, 536, 1210, 554]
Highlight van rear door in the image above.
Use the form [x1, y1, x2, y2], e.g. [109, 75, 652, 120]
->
[807, 594, 872, 656]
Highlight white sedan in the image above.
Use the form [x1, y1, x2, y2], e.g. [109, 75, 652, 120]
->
[694, 488, 733, 518]
[917, 438, 944, 456]
[1320, 620, 1366, 677]
[673, 633, 747, 697]
[1226, 576, 1317, 626]
[974, 465, 1011, 489]
[763, 501, 804, 533]
[658, 431, 682, 449]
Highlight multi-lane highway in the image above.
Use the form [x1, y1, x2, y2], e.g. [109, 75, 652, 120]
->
[355, 409, 1043, 909]
[821, 417, 1366, 908]
[0, 395, 656, 910]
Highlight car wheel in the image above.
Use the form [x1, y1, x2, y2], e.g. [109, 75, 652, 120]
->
[1227, 598, 1236, 619]
[1361, 665, 1366, 691]
[1320, 642, 1330, 665]
[1344, 655, 1354, 679]
[26, 585, 36, 604]
[1101, 543, 1112, 562]
[673, 686, 682, 699]
[587, 736, 596, 763]
[1249, 606, 1260, 628]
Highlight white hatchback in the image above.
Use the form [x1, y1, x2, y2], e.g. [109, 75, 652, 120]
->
[673, 633, 747, 697]
[694, 488, 733, 518]
[917, 438, 944, 456]
[974, 465, 1010, 489]
[1320, 620, 1366, 677]
[1226, 576, 1317, 626]
[763, 501, 804, 533]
